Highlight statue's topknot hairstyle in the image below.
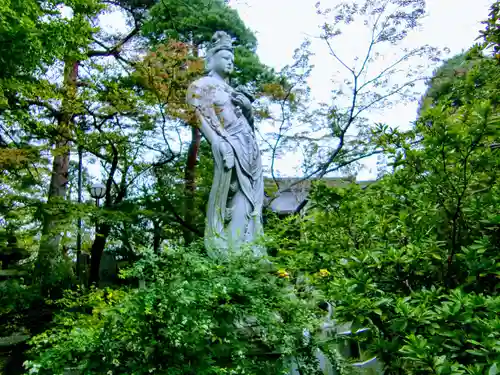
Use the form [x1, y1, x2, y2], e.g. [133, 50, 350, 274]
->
[207, 31, 233, 58]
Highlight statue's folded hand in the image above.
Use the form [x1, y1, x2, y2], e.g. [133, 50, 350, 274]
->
[224, 151, 235, 169]
[231, 92, 251, 112]
[220, 142, 234, 169]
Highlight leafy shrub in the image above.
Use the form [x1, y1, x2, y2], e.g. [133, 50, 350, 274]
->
[266, 53, 500, 374]
[0, 279, 44, 335]
[25, 246, 327, 375]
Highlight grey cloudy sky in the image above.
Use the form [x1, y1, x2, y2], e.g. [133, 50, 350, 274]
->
[229, 0, 494, 180]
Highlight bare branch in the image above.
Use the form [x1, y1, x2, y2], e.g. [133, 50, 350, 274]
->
[323, 149, 385, 174]
[357, 0, 389, 77]
[89, 26, 140, 58]
[357, 47, 427, 93]
[353, 77, 424, 120]
[269, 85, 296, 188]
[324, 38, 355, 75]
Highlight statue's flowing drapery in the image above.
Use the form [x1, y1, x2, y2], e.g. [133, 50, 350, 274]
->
[187, 77, 264, 258]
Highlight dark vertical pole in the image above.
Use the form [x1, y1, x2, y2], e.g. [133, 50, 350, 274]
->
[76, 146, 83, 280]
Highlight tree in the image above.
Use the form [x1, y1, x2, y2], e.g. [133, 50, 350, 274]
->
[0, 0, 80, 276]
[268, 0, 443, 210]
[256, 40, 314, 190]
[27, 0, 157, 292]
[478, 0, 500, 62]
[0, 0, 109, 292]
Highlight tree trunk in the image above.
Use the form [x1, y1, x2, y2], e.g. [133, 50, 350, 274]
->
[36, 60, 79, 291]
[183, 126, 201, 244]
[89, 223, 112, 285]
[88, 160, 127, 286]
[76, 146, 83, 281]
[153, 219, 162, 253]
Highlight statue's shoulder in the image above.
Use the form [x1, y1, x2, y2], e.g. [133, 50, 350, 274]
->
[187, 76, 222, 106]
[188, 76, 220, 91]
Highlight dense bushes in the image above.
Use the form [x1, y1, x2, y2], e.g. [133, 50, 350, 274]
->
[266, 53, 500, 374]
[25, 246, 329, 375]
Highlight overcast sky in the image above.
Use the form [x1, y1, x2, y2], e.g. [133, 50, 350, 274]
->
[228, 0, 494, 180]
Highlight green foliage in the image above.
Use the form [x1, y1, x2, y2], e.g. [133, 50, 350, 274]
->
[1, 1, 499, 374]
[267, 52, 500, 373]
[0, 0, 103, 86]
[143, 0, 256, 47]
[0, 280, 42, 334]
[143, 0, 276, 89]
[26, 246, 324, 374]
[478, 1, 500, 61]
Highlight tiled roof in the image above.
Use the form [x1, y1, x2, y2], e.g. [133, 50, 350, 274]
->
[265, 191, 303, 214]
[264, 177, 375, 214]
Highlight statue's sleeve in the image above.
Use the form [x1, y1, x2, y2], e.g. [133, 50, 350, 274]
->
[186, 81, 204, 108]
[186, 81, 224, 145]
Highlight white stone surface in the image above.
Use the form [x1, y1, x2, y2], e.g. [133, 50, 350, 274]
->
[186, 31, 265, 258]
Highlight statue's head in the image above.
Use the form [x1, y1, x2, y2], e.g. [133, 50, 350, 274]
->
[206, 31, 234, 77]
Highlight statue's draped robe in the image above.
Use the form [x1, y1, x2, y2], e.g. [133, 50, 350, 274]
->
[187, 76, 264, 258]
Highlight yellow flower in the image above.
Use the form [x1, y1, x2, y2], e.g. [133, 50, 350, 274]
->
[277, 269, 290, 278]
[318, 269, 330, 277]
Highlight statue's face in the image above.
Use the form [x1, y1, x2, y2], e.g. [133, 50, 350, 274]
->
[210, 49, 234, 76]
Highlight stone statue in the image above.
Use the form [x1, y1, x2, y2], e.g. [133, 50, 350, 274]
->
[186, 31, 265, 258]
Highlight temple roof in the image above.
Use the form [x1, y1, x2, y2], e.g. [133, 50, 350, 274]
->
[264, 177, 375, 214]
